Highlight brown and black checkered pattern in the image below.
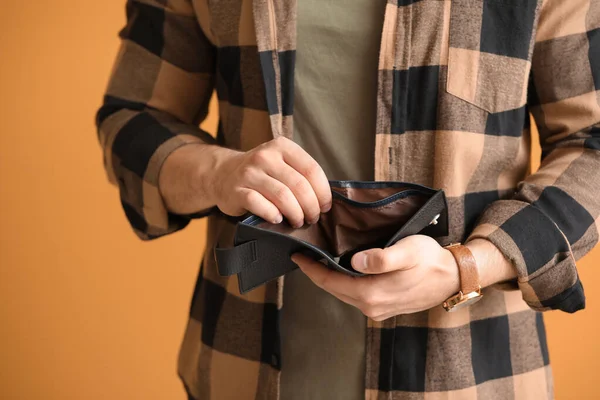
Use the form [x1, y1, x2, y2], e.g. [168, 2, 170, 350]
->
[96, 0, 600, 398]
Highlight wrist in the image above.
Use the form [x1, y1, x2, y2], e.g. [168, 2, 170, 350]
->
[465, 238, 517, 288]
[158, 142, 204, 213]
[440, 247, 462, 299]
[158, 143, 235, 214]
[205, 145, 243, 204]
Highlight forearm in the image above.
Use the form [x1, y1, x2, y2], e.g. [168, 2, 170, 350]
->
[158, 143, 240, 215]
[466, 238, 517, 289]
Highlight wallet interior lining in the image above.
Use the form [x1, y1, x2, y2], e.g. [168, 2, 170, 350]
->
[254, 188, 430, 258]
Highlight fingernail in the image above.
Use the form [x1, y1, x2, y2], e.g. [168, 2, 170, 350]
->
[321, 203, 332, 213]
[273, 214, 283, 224]
[308, 216, 319, 225]
[353, 253, 368, 271]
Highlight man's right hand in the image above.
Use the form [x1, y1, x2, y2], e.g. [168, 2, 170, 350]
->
[159, 136, 332, 227]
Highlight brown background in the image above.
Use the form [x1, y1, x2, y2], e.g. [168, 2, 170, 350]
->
[0, 1, 598, 399]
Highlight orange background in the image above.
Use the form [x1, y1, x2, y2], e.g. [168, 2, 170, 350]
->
[0, 2, 598, 399]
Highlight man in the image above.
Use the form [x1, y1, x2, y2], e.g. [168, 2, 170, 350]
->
[96, 0, 599, 398]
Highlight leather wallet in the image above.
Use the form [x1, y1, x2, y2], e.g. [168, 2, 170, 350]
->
[214, 181, 449, 294]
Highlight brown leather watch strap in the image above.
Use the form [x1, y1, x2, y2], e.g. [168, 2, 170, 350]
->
[446, 244, 480, 294]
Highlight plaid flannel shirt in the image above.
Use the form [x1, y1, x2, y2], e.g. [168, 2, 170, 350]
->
[96, 0, 600, 398]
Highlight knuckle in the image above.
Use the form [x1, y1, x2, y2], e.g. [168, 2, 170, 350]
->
[293, 180, 318, 206]
[239, 164, 255, 180]
[273, 136, 289, 147]
[273, 185, 292, 203]
[371, 251, 390, 271]
[249, 149, 271, 165]
[302, 161, 322, 179]
[291, 178, 311, 194]
[240, 189, 258, 206]
[381, 253, 396, 271]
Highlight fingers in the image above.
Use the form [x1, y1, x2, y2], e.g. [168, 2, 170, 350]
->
[291, 237, 446, 321]
[276, 138, 332, 213]
[290, 254, 363, 308]
[292, 253, 391, 319]
[351, 237, 424, 275]
[236, 188, 283, 224]
[292, 253, 361, 293]
[235, 137, 330, 227]
[292, 253, 381, 301]
[245, 173, 306, 227]
[266, 162, 322, 225]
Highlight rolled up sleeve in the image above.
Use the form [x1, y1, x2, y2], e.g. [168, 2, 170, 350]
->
[467, 0, 600, 313]
[95, 0, 217, 240]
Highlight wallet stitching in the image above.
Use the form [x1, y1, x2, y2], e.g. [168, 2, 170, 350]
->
[239, 240, 261, 294]
[251, 240, 257, 263]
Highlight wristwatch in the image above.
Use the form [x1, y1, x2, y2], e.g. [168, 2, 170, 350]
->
[442, 243, 483, 312]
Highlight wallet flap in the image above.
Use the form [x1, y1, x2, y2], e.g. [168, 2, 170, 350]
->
[384, 189, 448, 247]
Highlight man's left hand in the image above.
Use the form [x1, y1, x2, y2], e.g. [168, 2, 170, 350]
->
[292, 236, 517, 320]
[291, 235, 462, 320]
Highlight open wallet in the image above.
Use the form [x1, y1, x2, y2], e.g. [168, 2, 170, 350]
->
[214, 181, 449, 294]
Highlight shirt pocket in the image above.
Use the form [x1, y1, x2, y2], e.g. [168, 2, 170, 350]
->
[446, 0, 539, 114]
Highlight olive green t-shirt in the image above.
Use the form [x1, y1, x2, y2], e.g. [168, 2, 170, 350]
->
[280, 1, 386, 399]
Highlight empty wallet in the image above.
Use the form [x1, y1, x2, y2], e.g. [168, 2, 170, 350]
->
[214, 181, 449, 294]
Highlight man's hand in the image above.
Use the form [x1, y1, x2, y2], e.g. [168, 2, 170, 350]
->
[291, 236, 517, 320]
[159, 137, 332, 227]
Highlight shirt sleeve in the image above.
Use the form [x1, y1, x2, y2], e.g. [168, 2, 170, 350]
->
[95, 0, 218, 240]
[467, 1, 600, 313]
